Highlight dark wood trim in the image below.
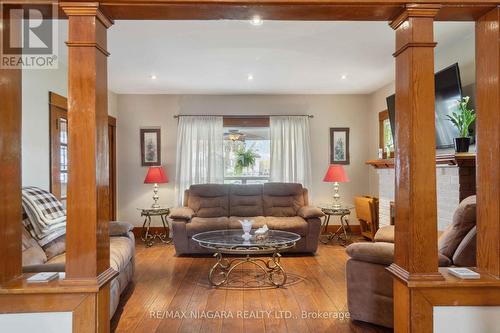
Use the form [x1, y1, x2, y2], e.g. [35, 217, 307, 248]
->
[108, 116, 117, 220]
[49, 92, 68, 200]
[95, 2, 496, 21]
[140, 128, 162, 167]
[0, 67, 22, 285]
[223, 117, 270, 128]
[476, 7, 500, 278]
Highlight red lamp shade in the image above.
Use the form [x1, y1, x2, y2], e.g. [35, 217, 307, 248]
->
[144, 166, 168, 184]
[323, 164, 350, 183]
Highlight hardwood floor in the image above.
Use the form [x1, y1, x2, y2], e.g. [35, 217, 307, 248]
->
[112, 240, 392, 333]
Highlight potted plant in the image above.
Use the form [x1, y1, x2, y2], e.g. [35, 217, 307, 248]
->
[234, 146, 259, 175]
[445, 96, 476, 153]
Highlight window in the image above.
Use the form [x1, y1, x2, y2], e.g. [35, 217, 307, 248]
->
[223, 126, 270, 184]
[379, 110, 394, 158]
[49, 92, 69, 205]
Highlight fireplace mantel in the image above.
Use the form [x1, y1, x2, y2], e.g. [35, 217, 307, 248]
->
[366, 152, 476, 169]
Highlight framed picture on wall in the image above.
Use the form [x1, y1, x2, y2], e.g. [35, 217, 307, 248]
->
[330, 127, 350, 165]
[140, 128, 161, 166]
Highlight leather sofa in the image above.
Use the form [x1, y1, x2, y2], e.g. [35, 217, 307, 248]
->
[22, 221, 135, 318]
[170, 183, 324, 255]
[345, 195, 477, 328]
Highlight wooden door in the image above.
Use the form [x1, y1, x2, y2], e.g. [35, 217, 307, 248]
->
[49, 92, 117, 217]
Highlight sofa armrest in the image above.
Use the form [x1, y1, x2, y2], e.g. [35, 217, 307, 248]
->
[298, 206, 325, 219]
[346, 242, 452, 267]
[169, 207, 195, 221]
[109, 221, 134, 237]
[346, 242, 395, 266]
[22, 263, 65, 273]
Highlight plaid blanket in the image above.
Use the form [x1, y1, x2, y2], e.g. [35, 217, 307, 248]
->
[22, 186, 66, 246]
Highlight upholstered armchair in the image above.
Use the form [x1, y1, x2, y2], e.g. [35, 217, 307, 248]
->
[345, 195, 477, 328]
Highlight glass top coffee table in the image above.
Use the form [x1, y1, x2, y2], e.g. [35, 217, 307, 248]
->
[192, 230, 301, 288]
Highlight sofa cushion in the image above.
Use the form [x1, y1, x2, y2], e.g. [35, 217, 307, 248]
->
[263, 183, 305, 217]
[229, 184, 264, 217]
[374, 226, 395, 243]
[186, 217, 229, 236]
[438, 195, 476, 260]
[22, 228, 47, 266]
[452, 226, 476, 267]
[109, 236, 135, 273]
[265, 216, 308, 236]
[46, 236, 135, 274]
[42, 234, 66, 261]
[187, 184, 229, 218]
[228, 216, 267, 229]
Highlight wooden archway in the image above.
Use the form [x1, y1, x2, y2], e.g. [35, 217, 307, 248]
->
[1, 1, 499, 332]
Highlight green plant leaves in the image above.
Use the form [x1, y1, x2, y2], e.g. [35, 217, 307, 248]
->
[445, 96, 476, 138]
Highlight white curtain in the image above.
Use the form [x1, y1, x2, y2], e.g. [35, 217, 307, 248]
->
[270, 116, 313, 192]
[175, 116, 224, 205]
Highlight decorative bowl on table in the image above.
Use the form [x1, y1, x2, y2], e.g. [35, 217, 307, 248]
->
[239, 219, 254, 240]
[255, 225, 269, 242]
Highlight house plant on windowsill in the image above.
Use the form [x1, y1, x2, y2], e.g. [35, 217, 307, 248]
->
[234, 146, 259, 175]
[446, 96, 476, 153]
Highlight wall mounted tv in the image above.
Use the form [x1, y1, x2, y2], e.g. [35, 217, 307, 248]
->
[386, 63, 464, 150]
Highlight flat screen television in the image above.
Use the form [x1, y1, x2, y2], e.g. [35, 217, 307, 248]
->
[386, 63, 464, 149]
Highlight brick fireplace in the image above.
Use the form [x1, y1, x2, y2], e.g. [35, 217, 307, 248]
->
[367, 153, 476, 230]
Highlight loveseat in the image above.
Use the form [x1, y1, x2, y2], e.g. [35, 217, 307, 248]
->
[345, 195, 477, 328]
[22, 221, 135, 318]
[170, 183, 324, 255]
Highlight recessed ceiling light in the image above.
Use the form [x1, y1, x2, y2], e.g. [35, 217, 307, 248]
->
[247, 73, 254, 81]
[341, 74, 348, 80]
[250, 15, 263, 26]
[150, 74, 157, 80]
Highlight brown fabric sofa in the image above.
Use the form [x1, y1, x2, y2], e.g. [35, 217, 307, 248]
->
[170, 183, 324, 255]
[22, 221, 135, 318]
[345, 195, 477, 328]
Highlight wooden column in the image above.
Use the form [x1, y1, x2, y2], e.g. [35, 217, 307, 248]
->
[388, 4, 443, 333]
[0, 68, 22, 285]
[476, 7, 500, 278]
[0, 7, 22, 284]
[61, 3, 113, 282]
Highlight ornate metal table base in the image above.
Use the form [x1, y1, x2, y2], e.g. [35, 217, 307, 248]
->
[320, 209, 352, 246]
[140, 208, 172, 247]
[209, 252, 287, 287]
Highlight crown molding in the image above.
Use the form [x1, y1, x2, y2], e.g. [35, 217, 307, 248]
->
[390, 4, 441, 30]
[60, 2, 114, 28]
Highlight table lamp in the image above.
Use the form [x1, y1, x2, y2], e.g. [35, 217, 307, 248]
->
[323, 164, 350, 209]
[144, 166, 168, 209]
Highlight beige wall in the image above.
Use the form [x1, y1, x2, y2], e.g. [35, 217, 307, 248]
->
[116, 94, 372, 226]
[22, 64, 118, 190]
[367, 28, 476, 195]
[22, 65, 68, 189]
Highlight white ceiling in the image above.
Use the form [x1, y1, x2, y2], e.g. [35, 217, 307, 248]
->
[58, 20, 474, 95]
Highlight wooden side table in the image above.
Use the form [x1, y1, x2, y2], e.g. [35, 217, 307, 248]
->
[138, 207, 171, 247]
[319, 206, 353, 246]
